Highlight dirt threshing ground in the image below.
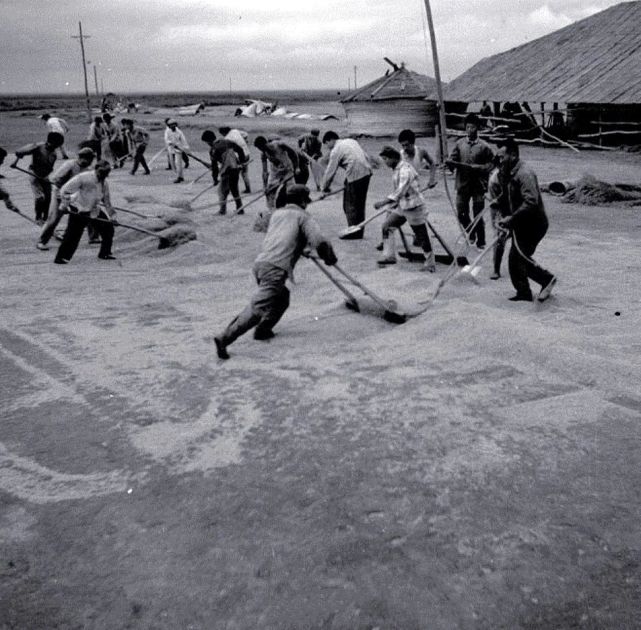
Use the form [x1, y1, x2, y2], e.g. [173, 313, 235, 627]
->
[1, 104, 641, 629]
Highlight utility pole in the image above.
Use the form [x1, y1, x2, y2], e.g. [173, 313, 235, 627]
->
[348, 77, 351, 92]
[93, 65, 100, 96]
[353, 66, 358, 90]
[72, 21, 92, 121]
[423, 0, 448, 160]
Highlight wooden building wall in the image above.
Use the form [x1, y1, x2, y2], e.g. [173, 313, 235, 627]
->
[342, 100, 438, 137]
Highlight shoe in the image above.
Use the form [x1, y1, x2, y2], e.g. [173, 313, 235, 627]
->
[508, 293, 533, 302]
[490, 271, 500, 280]
[217, 209, 227, 216]
[88, 238, 102, 245]
[165, 166, 173, 171]
[254, 328, 275, 341]
[339, 229, 363, 240]
[53, 258, 68, 265]
[144, 171, 151, 175]
[538, 276, 557, 302]
[98, 254, 117, 260]
[36, 242, 49, 251]
[36, 219, 44, 226]
[375, 241, 384, 252]
[243, 188, 251, 194]
[236, 209, 244, 215]
[377, 256, 397, 266]
[214, 337, 230, 360]
[130, 170, 136, 175]
[173, 177, 184, 184]
[476, 243, 486, 250]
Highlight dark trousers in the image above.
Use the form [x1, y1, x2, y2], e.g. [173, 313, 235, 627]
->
[343, 175, 371, 227]
[508, 227, 554, 297]
[218, 170, 241, 214]
[382, 212, 433, 253]
[31, 178, 52, 222]
[56, 208, 114, 262]
[294, 163, 310, 186]
[456, 189, 486, 246]
[220, 263, 290, 346]
[131, 144, 150, 174]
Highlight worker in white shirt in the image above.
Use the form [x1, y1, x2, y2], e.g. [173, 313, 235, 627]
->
[164, 119, 189, 183]
[55, 160, 117, 264]
[40, 113, 70, 159]
[320, 131, 372, 240]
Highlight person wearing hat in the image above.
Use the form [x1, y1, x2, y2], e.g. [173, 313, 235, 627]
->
[124, 119, 151, 175]
[40, 113, 70, 159]
[375, 146, 436, 272]
[164, 118, 189, 183]
[55, 160, 117, 264]
[320, 131, 372, 239]
[446, 112, 495, 249]
[12, 131, 65, 224]
[214, 184, 337, 359]
[37, 147, 96, 250]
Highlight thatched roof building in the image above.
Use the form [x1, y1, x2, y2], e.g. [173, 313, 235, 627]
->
[443, 1, 641, 145]
[341, 59, 440, 137]
[445, 1, 641, 104]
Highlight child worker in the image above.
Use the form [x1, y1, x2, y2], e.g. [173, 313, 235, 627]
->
[214, 184, 337, 360]
[374, 145, 435, 272]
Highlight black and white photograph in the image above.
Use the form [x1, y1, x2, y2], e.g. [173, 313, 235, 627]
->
[1, 1, 640, 628]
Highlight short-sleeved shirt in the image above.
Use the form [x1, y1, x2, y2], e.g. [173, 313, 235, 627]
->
[448, 137, 494, 195]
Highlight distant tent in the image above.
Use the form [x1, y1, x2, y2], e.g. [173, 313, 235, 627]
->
[341, 59, 441, 137]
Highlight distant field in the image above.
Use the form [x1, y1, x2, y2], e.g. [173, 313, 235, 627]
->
[0, 89, 344, 112]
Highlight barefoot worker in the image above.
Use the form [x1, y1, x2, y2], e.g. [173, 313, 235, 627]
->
[37, 147, 95, 251]
[320, 131, 372, 240]
[201, 130, 246, 215]
[13, 131, 64, 225]
[496, 138, 556, 302]
[446, 113, 495, 249]
[55, 160, 117, 264]
[375, 146, 436, 272]
[214, 184, 337, 360]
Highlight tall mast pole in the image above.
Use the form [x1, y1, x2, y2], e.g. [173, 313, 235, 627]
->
[423, 0, 448, 160]
[72, 21, 92, 122]
[94, 65, 99, 96]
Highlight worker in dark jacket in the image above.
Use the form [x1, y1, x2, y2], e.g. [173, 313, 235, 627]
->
[446, 113, 494, 248]
[497, 138, 556, 302]
[214, 184, 337, 359]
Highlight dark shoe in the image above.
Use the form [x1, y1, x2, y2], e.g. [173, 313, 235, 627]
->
[173, 177, 184, 184]
[217, 209, 227, 216]
[54, 258, 68, 265]
[36, 242, 49, 251]
[214, 337, 230, 360]
[88, 238, 102, 245]
[509, 293, 533, 302]
[490, 271, 500, 280]
[377, 256, 397, 266]
[476, 242, 486, 250]
[375, 241, 384, 251]
[98, 254, 117, 260]
[144, 170, 151, 175]
[254, 328, 275, 341]
[236, 209, 244, 215]
[243, 188, 251, 194]
[130, 170, 136, 175]
[165, 166, 173, 171]
[538, 276, 557, 302]
[339, 229, 363, 241]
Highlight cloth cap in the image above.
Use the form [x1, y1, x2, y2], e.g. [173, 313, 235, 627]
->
[167, 118, 178, 126]
[286, 184, 312, 205]
[78, 147, 96, 159]
[379, 145, 401, 160]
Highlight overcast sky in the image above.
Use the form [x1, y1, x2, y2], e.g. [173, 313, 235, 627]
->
[0, 0, 623, 94]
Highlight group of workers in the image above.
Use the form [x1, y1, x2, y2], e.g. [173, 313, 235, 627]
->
[1, 109, 557, 357]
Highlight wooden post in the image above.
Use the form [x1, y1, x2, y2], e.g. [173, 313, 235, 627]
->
[72, 21, 92, 122]
[93, 65, 99, 96]
[353, 66, 358, 90]
[422, 0, 448, 161]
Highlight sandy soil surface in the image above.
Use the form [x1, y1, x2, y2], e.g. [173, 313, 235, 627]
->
[1, 105, 641, 629]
